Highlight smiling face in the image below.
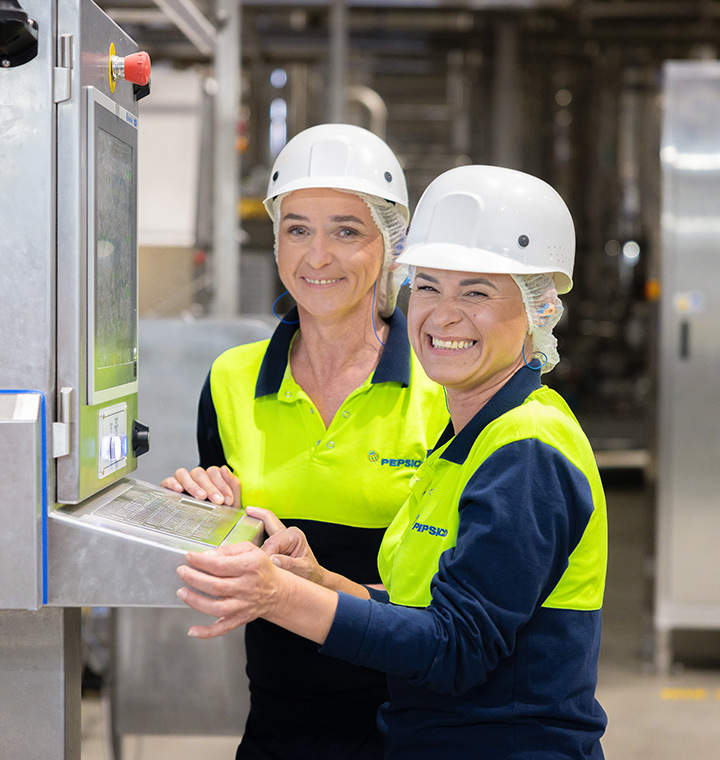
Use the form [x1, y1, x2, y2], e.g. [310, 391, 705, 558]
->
[408, 268, 529, 397]
[276, 188, 385, 322]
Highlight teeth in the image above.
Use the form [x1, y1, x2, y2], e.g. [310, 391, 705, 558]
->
[432, 338, 475, 350]
[305, 277, 340, 285]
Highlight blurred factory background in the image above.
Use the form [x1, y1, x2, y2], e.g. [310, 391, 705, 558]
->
[79, 1, 720, 758]
[105, 0, 692, 454]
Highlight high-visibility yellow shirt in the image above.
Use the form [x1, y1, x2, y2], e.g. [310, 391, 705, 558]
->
[378, 374, 607, 610]
[201, 308, 449, 529]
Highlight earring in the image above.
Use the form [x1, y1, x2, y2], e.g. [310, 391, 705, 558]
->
[272, 291, 300, 324]
[522, 344, 547, 370]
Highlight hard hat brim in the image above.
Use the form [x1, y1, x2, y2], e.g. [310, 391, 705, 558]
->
[397, 243, 573, 294]
[263, 178, 410, 222]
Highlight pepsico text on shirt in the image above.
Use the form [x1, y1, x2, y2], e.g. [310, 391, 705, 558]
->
[366, 451, 424, 467]
[411, 522, 448, 537]
[381, 458, 423, 467]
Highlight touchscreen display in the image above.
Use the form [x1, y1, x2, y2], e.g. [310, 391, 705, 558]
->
[95, 127, 137, 373]
[89, 98, 139, 401]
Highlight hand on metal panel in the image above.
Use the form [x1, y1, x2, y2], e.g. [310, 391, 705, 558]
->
[176, 541, 285, 638]
[177, 540, 339, 644]
[161, 464, 241, 507]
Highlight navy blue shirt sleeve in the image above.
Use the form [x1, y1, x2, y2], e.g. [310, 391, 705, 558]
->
[365, 586, 390, 603]
[321, 438, 595, 696]
[197, 370, 228, 468]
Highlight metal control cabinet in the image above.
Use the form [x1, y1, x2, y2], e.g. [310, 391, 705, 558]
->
[0, 0, 260, 612]
[655, 61, 720, 671]
[0, 0, 147, 615]
[54, 1, 141, 506]
[0, 3, 261, 757]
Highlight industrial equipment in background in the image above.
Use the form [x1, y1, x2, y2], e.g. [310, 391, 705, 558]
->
[655, 60, 720, 672]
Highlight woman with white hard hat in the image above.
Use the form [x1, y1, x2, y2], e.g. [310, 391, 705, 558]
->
[162, 124, 447, 760]
[175, 165, 608, 759]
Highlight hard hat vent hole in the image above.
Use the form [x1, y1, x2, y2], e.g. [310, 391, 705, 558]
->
[384, 171, 393, 183]
[518, 235, 530, 248]
[272, 171, 279, 182]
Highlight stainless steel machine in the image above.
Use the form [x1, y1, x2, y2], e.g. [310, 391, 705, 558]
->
[0, 2, 261, 757]
[655, 60, 720, 672]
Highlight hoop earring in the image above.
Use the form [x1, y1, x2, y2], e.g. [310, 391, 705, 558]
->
[522, 344, 547, 370]
[272, 290, 300, 324]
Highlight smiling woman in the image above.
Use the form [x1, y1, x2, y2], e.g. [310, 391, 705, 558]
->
[276, 189, 386, 360]
[161, 124, 448, 760]
[274, 188, 389, 424]
[408, 270, 529, 428]
[175, 164, 608, 760]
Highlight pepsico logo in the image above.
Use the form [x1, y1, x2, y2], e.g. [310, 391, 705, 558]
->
[367, 450, 380, 462]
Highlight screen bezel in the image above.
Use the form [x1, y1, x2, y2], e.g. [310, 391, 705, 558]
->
[86, 87, 139, 406]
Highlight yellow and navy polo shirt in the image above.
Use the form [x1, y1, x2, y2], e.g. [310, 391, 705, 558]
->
[199, 306, 447, 533]
[197, 306, 448, 714]
[321, 366, 608, 758]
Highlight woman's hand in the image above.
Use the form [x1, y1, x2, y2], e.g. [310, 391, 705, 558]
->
[247, 507, 371, 599]
[176, 539, 340, 643]
[161, 465, 240, 507]
[246, 506, 326, 586]
[177, 542, 287, 638]
[175, 506, 369, 640]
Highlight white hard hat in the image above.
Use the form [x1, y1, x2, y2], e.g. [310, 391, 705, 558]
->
[397, 165, 574, 293]
[263, 123, 410, 223]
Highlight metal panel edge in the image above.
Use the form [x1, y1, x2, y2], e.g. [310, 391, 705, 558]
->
[0, 392, 47, 609]
[47, 509, 187, 607]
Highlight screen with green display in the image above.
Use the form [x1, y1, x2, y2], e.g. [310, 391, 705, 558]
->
[91, 101, 138, 396]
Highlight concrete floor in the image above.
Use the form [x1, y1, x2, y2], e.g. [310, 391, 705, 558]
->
[597, 471, 720, 759]
[80, 471, 720, 759]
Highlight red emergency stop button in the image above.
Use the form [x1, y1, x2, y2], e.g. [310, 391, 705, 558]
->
[123, 52, 151, 85]
[110, 51, 151, 87]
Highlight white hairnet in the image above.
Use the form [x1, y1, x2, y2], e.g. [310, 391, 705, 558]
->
[510, 273, 564, 373]
[357, 192, 408, 317]
[268, 191, 408, 318]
